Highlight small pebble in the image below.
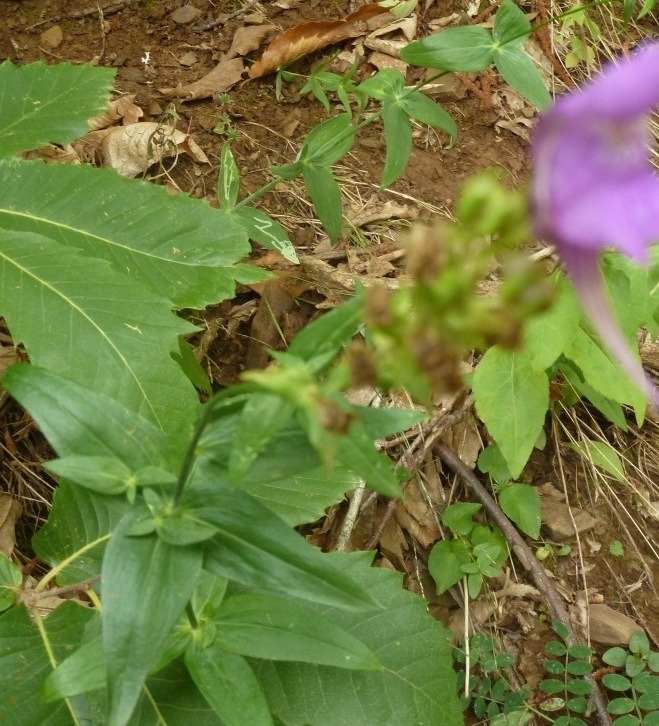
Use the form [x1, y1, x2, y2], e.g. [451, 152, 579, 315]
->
[40, 25, 63, 49]
[171, 5, 201, 24]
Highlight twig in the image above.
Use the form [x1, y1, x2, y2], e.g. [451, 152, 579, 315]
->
[200, 0, 261, 31]
[434, 442, 613, 726]
[25, 0, 134, 31]
[335, 479, 367, 551]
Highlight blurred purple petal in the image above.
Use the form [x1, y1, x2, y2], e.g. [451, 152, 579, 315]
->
[531, 44, 659, 404]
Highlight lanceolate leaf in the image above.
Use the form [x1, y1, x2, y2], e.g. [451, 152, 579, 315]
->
[494, 45, 551, 109]
[0, 61, 115, 157]
[0, 232, 199, 440]
[3, 366, 178, 467]
[0, 158, 250, 309]
[380, 99, 412, 188]
[233, 206, 299, 263]
[302, 165, 344, 243]
[213, 594, 381, 670]
[492, 0, 531, 44]
[251, 551, 462, 726]
[197, 487, 378, 611]
[185, 644, 273, 726]
[102, 513, 202, 726]
[0, 601, 95, 725]
[299, 113, 355, 167]
[400, 91, 457, 136]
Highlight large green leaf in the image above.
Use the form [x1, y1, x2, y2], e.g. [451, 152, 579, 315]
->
[0, 601, 95, 725]
[194, 406, 358, 526]
[0, 159, 251, 309]
[251, 551, 461, 726]
[492, 0, 531, 44]
[197, 487, 378, 611]
[102, 513, 202, 726]
[473, 346, 549, 478]
[0, 231, 199, 440]
[0, 61, 115, 157]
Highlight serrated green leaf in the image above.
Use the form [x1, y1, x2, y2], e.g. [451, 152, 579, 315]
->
[493, 0, 531, 44]
[233, 205, 299, 262]
[0, 601, 95, 725]
[214, 594, 381, 670]
[380, 99, 413, 188]
[299, 113, 354, 167]
[400, 91, 457, 136]
[473, 347, 549, 478]
[185, 644, 273, 726]
[569, 439, 626, 482]
[102, 513, 202, 726]
[194, 406, 357, 526]
[0, 61, 115, 157]
[499, 484, 541, 538]
[198, 486, 378, 611]
[218, 142, 240, 209]
[494, 45, 551, 109]
[0, 158, 250, 310]
[251, 551, 461, 726]
[428, 539, 471, 593]
[302, 165, 344, 243]
[0, 232, 199, 441]
[401, 27, 496, 72]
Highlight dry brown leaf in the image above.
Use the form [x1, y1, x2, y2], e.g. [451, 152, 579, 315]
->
[75, 122, 209, 178]
[248, 4, 391, 79]
[23, 143, 82, 164]
[0, 493, 22, 558]
[227, 24, 277, 58]
[88, 94, 143, 130]
[161, 57, 245, 101]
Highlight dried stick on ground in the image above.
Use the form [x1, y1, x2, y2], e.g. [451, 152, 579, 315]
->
[434, 442, 613, 726]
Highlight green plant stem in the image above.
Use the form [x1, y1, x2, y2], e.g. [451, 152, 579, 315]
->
[35, 534, 110, 592]
[434, 442, 612, 726]
[172, 401, 214, 505]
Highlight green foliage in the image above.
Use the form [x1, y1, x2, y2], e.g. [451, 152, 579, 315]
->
[401, 0, 551, 108]
[455, 633, 530, 722]
[428, 502, 507, 598]
[601, 631, 659, 723]
[539, 622, 594, 723]
[0, 61, 462, 726]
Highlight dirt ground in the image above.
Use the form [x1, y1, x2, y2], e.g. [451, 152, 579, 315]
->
[1, 0, 658, 723]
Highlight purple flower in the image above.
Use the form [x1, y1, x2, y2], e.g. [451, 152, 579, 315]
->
[531, 44, 659, 407]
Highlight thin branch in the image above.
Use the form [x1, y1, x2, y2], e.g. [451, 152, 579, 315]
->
[434, 442, 612, 726]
